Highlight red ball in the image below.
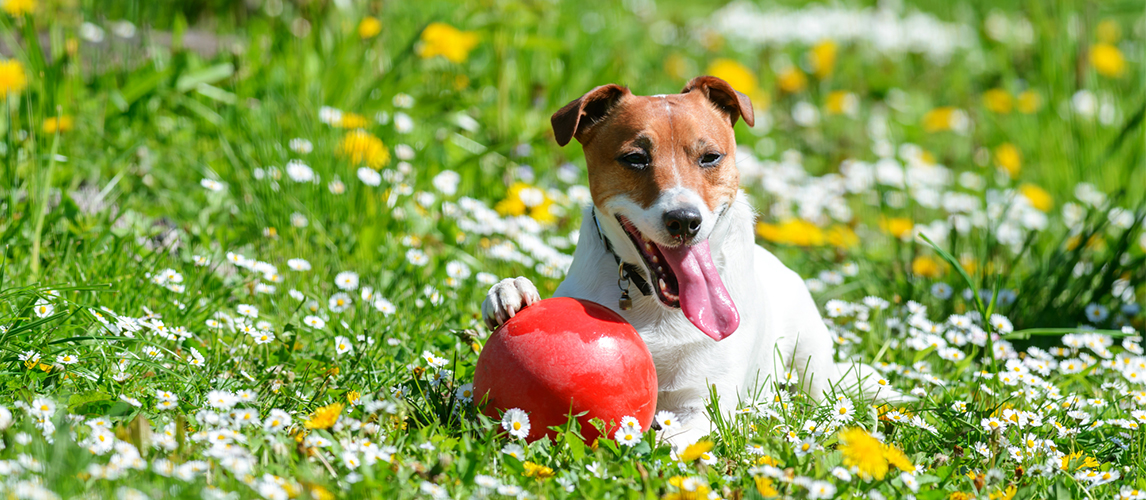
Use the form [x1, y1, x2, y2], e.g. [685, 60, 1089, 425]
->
[474, 297, 658, 442]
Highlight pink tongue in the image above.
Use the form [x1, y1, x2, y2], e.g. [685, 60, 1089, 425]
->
[656, 240, 740, 341]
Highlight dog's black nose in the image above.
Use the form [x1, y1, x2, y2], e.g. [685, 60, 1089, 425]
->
[664, 208, 702, 239]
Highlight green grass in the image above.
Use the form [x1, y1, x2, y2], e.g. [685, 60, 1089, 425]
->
[0, 0, 1144, 498]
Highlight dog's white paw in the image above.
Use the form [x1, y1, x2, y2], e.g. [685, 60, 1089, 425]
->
[481, 277, 541, 330]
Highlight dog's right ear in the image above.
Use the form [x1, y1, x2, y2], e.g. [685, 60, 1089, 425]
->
[551, 84, 629, 147]
[681, 75, 754, 128]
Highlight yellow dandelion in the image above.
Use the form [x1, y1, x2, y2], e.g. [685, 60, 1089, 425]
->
[922, 107, 958, 132]
[417, 22, 479, 63]
[665, 476, 712, 500]
[336, 129, 390, 169]
[495, 182, 556, 224]
[880, 217, 914, 239]
[337, 112, 369, 129]
[825, 91, 858, 116]
[679, 440, 713, 462]
[1060, 451, 1100, 471]
[920, 149, 937, 164]
[989, 485, 1017, 500]
[1090, 43, 1126, 77]
[755, 219, 826, 247]
[522, 461, 554, 480]
[1016, 90, 1041, 114]
[706, 58, 767, 106]
[776, 66, 807, 93]
[982, 89, 1013, 114]
[994, 143, 1021, 176]
[303, 402, 344, 430]
[43, 116, 74, 134]
[358, 16, 382, 39]
[0, 59, 28, 96]
[839, 427, 889, 480]
[881, 443, 914, 472]
[826, 225, 858, 248]
[912, 256, 945, 278]
[808, 40, 838, 78]
[959, 255, 979, 275]
[756, 455, 781, 466]
[2, 0, 34, 17]
[754, 476, 779, 497]
[1019, 184, 1053, 212]
[309, 486, 334, 500]
[706, 59, 756, 96]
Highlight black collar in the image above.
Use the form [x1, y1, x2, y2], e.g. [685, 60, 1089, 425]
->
[592, 209, 653, 297]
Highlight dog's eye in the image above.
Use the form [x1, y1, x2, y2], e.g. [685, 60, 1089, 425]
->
[619, 152, 650, 169]
[700, 153, 723, 168]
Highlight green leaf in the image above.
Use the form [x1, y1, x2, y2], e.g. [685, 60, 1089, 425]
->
[916, 490, 947, 500]
[1004, 327, 1134, 340]
[913, 345, 937, 364]
[115, 66, 169, 111]
[566, 430, 585, 461]
[175, 63, 235, 93]
[195, 83, 237, 105]
[598, 438, 619, 456]
[1054, 478, 1072, 500]
[68, 390, 112, 411]
[502, 454, 524, 475]
[107, 402, 135, 418]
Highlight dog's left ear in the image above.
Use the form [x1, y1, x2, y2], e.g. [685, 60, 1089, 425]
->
[681, 76, 755, 128]
[551, 84, 630, 147]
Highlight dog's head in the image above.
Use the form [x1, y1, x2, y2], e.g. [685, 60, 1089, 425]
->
[551, 76, 754, 342]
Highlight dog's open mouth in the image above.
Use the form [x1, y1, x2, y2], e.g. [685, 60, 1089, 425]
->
[619, 217, 682, 308]
[616, 215, 741, 342]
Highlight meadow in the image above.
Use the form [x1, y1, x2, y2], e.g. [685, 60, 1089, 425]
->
[0, 0, 1144, 498]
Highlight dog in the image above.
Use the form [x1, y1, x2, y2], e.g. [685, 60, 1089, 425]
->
[481, 76, 905, 448]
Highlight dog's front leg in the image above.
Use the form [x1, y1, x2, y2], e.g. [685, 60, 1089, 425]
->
[481, 277, 541, 330]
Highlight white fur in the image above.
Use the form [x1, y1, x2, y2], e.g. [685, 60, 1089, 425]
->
[483, 192, 907, 449]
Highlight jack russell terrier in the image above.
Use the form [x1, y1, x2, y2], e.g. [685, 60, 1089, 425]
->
[482, 76, 906, 447]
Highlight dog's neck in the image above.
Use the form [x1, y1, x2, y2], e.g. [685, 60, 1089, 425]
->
[590, 208, 653, 298]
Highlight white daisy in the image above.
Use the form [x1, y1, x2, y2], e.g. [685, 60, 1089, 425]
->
[614, 425, 641, 447]
[501, 408, 530, 439]
[654, 410, 678, 430]
[335, 271, 360, 291]
[334, 336, 353, 355]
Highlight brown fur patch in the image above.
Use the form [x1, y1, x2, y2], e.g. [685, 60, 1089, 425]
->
[583, 91, 741, 212]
